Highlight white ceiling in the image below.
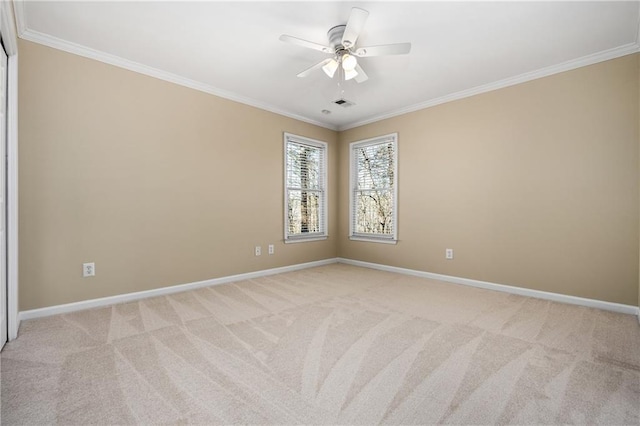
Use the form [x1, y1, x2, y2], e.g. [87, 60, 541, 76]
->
[15, 1, 640, 130]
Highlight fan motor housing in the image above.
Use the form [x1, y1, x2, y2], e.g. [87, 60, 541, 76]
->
[327, 25, 347, 50]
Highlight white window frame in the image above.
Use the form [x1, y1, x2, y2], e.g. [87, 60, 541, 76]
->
[284, 133, 328, 243]
[349, 133, 398, 244]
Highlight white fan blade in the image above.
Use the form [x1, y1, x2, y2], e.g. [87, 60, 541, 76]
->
[354, 64, 368, 83]
[342, 7, 369, 48]
[279, 35, 332, 53]
[354, 43, 411, 57]
[297, 58, 333, 78]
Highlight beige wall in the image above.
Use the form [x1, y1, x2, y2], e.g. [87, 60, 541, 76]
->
[19, 38, 640, 310]
[19, 40, 338, 310]
[339, 54, 639, 306]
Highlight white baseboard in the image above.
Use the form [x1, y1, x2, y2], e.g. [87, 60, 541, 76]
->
[18, 258, 339, 321]
[337, 258, 640, 317]
[18, 256, 640, 323]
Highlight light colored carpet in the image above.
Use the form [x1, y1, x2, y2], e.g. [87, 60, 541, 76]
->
[2, 263, 639, 425]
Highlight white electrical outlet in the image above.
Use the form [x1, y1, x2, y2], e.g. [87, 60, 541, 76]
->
[268, 244, 274, 255]
[445, 249, 454, 260]
[83, 262, 95, 277]
[255, 246, 261, 256]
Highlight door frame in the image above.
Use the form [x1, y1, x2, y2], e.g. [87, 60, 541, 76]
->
[1, 1, 19, 341]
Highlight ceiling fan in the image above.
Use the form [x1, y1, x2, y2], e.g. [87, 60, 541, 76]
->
[279, 7, 411, 83]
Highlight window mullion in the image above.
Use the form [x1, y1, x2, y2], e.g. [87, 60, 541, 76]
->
[284, 133, 328, 242]
[349, 133, 398, 243]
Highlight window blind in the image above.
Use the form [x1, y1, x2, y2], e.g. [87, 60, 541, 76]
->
[350, 134, 397, 241]
[285, 134, 327, 241]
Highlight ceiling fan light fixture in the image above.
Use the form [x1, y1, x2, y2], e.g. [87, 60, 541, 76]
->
[279, 7, 410, 85]
[322, 58, 339, 78]
[344, 67, 359, 81]
[341, 54, 357, 71]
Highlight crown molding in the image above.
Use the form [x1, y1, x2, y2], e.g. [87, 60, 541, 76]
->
[14, 4, 640, 133]
[339, 41, 640, 131]
[18, 28, 338, 131]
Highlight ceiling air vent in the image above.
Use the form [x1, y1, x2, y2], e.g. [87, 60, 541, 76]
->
[333, 98, 356, 108]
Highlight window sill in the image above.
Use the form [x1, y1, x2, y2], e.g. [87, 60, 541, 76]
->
[284, 236, 328, 244]
[349, 236, 397, 245]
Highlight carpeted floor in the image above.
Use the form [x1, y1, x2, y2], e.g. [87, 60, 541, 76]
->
[2, 263, 639, 424]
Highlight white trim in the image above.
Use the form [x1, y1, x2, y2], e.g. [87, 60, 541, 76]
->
[18, 28, 337, 131]
[337, 258, 640, 317]
[284, 236, 328, 244]
[283, 133, 328, 243]
[2, 2, 18, 54]
[349, 133, 398, 242]
[349, 236, 397, 245]
[12, 0, 26, 38]
[338, 42, 640, 131]
[15, 11, 640, 132]
[19, 258, 338, 321]
[2, 1, 19, 341]
[16, 257, 639, 324]
[5, 44, 17, 341]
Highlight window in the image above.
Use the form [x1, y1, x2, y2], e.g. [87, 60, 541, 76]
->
[350, 133, 398, 243]
[284, 133, 327, 242]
